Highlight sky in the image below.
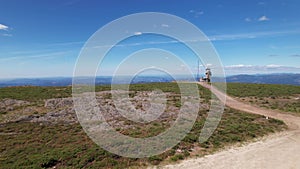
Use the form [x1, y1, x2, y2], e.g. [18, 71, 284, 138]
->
[0, 0, 300, 78]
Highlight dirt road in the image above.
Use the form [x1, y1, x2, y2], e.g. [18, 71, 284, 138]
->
[162, 82, 300, 169]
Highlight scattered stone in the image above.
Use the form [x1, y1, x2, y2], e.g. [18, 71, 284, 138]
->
[44, 98, 73, 109]
[0, 99, 30, 112]
[176, 149, 183, 153]
[8, 91, 208, 128]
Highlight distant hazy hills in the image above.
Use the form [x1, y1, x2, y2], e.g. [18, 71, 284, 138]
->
[0, 74, 299, 88]
[0, 76, 174, 88]
[226, 74, 300, 86]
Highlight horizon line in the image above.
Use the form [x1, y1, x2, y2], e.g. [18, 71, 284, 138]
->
[1, 73, 300, 80]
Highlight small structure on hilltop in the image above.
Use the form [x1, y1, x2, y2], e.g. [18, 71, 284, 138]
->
[200, 68, 212, 82]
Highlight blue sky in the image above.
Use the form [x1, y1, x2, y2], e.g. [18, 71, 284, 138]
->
[0, 0, 300, 78]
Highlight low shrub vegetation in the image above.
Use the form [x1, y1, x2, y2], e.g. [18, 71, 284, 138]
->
[0, 83, 287, 168]
[225, 83, 300, 114]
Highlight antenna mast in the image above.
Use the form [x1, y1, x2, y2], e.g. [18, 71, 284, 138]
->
[197, 59, 200, 81]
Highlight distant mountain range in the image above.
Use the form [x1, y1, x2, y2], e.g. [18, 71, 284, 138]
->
[0, 76, 176, 88]
[226, 74, 300, 86]
[0, 74, 299, 88]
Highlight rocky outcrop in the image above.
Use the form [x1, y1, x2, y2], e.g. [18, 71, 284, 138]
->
[33, 98, 77, 124]
[29, 107, 77, 124]
[44, 98, 74, 109]
[10, 91, 207, 127]
[0, 99, 30, 112]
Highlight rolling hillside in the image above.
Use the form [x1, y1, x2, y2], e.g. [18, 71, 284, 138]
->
[226, 74, 300, 86]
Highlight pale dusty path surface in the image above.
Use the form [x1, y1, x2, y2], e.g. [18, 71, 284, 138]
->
[161, 82, 300, 169]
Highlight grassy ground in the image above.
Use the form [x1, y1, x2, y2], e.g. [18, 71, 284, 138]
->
[0, 83, 287, 168]
[226, 83, 300, 114]
[226, 83, 300, 98]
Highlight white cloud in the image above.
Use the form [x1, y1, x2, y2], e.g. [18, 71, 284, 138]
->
[0, 51, 70, 62]
[134, 32, 143, 36]
[206, 63, 213, 68]
[245, 18, 252, 22]
[225, 64, 300, 75]
[189, 10, 204, 18]
[72, 29, 300, 49]
[1, 33, 12, 37]
[208, 29, 300, 41]
[266, 64, 282, 68]
[196, 11, 204, 15]
[48, 41, 84, 46]
[258, 15, 270, 21]
[226, 64, 253, 68]
[209, 33, 256, 41]
[0, 24, 9, 30]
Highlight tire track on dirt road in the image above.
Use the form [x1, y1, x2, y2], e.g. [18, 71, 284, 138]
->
[161, 82, 300, 169]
